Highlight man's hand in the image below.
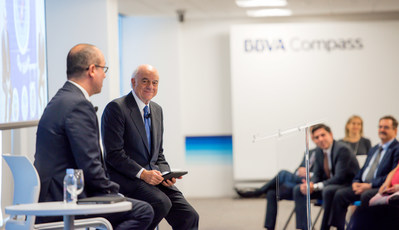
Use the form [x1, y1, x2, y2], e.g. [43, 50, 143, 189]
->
[352, 182, 371, 195]
[297, 167, 307, 178]
[162, 176, 183, 187]
[300, 179, 314, 195]
[140, 170, 164, 185]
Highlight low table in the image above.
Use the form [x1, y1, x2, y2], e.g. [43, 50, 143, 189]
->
[5, 201, 132, 230]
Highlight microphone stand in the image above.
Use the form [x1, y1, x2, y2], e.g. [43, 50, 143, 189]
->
[253, 119, 324, 230]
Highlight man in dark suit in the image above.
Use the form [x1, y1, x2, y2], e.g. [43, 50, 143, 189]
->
[293, 124, 359, 230]
[34, 44, 154, 229]
[236, 131, 317, 230]
[329, 115, 399, 230]
[101, 64, 199, 230]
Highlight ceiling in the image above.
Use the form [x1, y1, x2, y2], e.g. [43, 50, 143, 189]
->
[118, 0, 399, 19]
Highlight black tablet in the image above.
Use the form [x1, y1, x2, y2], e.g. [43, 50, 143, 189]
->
[162, 171, 188, 181]
[77, 195, 126, 204]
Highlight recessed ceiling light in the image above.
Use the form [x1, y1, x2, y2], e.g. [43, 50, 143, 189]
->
[247, 9, 292, 17]
[236, 0, 287, 8]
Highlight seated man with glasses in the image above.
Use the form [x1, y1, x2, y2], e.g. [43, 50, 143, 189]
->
[34, 43, 154, 229]
[329, 115, 399, 230]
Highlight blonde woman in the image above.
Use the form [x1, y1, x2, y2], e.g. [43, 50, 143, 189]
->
[339, 115, 371, 155]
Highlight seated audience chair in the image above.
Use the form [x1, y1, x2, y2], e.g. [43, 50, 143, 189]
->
[3, 154, 112, 230]
[283, 199, 323, 230]
[356, 155, 367, 168]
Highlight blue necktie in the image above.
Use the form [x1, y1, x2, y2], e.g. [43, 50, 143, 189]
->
[144, 105, 151, 152]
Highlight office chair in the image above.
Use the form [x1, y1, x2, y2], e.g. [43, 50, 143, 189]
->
[283, 199, 323, 230]
[3, 154, 112, 230]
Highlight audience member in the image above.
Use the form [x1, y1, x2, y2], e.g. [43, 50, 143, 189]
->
[34, 44, 154, 229]
[235, 132, 317, 230]
[347, 201, 399, 230]
[339, 115, 371, 155]
[369, 161, 399, 206]
[101, 64, 199, 230]
[294, 124, 359, 230]
[329, 115, 399, 230]
[346, 160, 399, 230]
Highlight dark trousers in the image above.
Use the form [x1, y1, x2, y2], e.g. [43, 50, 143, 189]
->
[263, 170, 303, 230]
[293, 184, 345, 230]
[347, 204, 399, 230]
[330, 186, 378, 230]
[123, 180, 199, 230]
[96, 198, 154, 230]
[36, 198, 154, 230]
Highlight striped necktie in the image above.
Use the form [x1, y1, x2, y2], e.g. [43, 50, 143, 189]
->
[365, 146, 383, 183]
[144, 105, 151, 152]
[323, 152, 331, 178]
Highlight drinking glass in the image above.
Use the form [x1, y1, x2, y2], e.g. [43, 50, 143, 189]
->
[74, 169, 84, 197]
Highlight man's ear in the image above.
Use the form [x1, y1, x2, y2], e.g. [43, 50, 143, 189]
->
[87, 64, 96, 78]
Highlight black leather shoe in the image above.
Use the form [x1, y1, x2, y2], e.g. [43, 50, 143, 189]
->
[235, 188, 262, 198]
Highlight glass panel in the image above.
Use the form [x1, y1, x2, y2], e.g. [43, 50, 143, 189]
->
[273, 128, 317, 229]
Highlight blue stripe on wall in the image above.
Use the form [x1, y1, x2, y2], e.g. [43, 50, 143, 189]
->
[185, 136, 232, 165]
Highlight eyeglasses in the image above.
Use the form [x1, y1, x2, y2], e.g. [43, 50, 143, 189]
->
[379, 125, 393, 130]
[86, 64, 109, 73]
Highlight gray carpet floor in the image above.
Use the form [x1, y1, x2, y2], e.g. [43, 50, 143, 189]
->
[158, 197, 324, 230]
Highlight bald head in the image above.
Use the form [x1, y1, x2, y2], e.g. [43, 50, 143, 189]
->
[131, 64, 159, 104]
[132, 64, 158, 80]
[66, 44, 102, 79]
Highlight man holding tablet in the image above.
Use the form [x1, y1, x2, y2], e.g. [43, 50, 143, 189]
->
[101, 64, 199, 230]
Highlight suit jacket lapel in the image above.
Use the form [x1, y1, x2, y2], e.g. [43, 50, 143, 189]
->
[330, 141, 336, 175]
[126, 93, 151, 155]
[150, 103, 160, 157]
[376, 139, 398, 174]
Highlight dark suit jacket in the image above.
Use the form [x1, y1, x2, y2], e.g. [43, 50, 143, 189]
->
[101, 92, 171, 190]
[34, 82, 119, 202]
[298, 148, 317, 172]
[352, 139, 399, 188]
[312, 140, 359, 186]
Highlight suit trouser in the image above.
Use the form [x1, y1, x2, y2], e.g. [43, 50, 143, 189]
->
[293, 184, 345, 230]
[329, 187, 378, 230]
[264, 170, 303, 230]
[347, 204, 399, 230]
[36, 198, 154, 230]
[123, 180, 199, 230]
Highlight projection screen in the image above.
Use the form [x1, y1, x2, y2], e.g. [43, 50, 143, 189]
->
[0, 0, 48, 130]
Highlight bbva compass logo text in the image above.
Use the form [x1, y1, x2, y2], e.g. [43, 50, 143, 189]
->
[244, 37, 363, 53]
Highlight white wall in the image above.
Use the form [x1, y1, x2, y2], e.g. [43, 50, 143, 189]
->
[45, 0, 120, 111]
[179, 19, 233, 136]
[231, 21, 399, 181]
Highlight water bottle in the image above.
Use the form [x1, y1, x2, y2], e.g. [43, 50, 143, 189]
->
[63, 168, 77, 203]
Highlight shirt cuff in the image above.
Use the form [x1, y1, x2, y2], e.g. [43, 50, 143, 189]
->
[136, 168, 145, 179]
[314, 182, 324, 191]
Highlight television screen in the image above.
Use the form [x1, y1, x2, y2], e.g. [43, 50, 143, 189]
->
[0, 0, 47, 130]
